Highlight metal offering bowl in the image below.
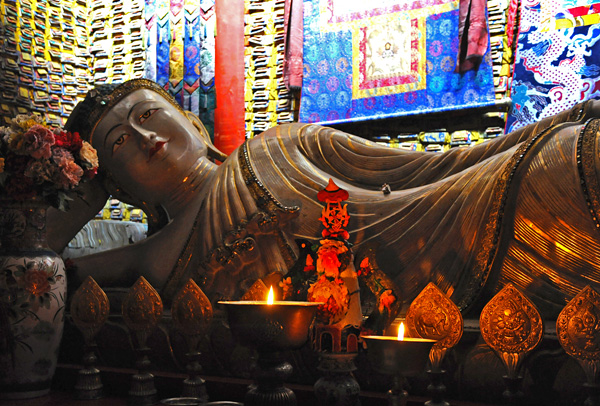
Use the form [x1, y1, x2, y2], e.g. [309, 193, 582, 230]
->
[219, 301, 320, 352]
[362, 335, 436, 377]
[160, 397, 203, 405]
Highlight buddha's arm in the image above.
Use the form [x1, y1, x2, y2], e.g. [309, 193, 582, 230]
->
[67, 240, 144, 288]
[46, 177, 110, 253]
[66, 202, 198, 292]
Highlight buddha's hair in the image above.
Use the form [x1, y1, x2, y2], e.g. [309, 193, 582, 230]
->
[65, 79, 185, 144]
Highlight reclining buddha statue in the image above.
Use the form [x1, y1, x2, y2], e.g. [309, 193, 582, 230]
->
[49, 78, 600, 320]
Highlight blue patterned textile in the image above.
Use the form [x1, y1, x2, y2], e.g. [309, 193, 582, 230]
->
[299, 0, 496, 125]
[505, 0, 600, 132]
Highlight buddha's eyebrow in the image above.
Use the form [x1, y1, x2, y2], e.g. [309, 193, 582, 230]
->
[128, 101, 144, 120]
[103, 101, 145, 147]
[104, 123, 122, 148]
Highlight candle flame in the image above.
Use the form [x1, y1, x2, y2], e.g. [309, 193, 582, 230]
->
[267, 286, 274, 305]
[397, 322, 405, 341]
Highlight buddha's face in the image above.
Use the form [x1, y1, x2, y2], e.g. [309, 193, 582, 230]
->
[93, 88, 207, 204]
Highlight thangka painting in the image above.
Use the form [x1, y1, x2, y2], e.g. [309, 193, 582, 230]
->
[299, 0, 496, 125]
[505, 0, 600, 132]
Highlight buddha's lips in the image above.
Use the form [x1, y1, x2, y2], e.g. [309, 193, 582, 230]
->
[148, 141, 166, 160]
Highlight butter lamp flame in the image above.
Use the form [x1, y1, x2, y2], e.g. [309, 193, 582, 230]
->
[219, 292, 321, 406]
[363, 326, 436, 406]
[363, 326, 436, 377]
[398, 322, 404, 341]
[267, 286, 274, 305]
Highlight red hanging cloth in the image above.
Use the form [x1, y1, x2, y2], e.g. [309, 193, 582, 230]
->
[214, 0, 246, 156]
[283, 0, 304, 91]
[456, 0, 489, 73]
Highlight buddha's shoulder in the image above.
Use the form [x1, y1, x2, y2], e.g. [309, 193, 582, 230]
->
[251, 122, 348, 140]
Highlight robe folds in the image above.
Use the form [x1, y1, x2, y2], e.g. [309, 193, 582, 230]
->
[163, 100, 600, 319]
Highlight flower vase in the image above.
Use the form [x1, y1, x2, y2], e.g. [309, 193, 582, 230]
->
[0, 200, 66, 399]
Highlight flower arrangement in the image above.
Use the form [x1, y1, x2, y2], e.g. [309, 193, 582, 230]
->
[281, 179, 400, 331]
[279, 180, 356, 324]
[0, 114, 98, 210]
[280, 238, 352, 324]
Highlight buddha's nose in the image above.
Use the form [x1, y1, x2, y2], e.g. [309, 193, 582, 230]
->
[139, 128, 157, 146]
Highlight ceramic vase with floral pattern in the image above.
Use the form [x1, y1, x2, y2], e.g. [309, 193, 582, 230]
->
[0, 200, 66, 399]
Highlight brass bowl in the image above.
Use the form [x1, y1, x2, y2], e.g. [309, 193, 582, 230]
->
[362, 335, 436, 376]
[160, 398, 203, 405]
[219, 301, 320, 352]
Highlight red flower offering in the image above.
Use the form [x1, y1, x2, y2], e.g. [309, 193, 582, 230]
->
[0, 114, 99, 210]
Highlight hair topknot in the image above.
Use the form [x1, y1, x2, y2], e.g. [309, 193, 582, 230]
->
[64, 84, 120, 142]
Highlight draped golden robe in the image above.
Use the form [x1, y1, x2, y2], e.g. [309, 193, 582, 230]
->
[162, 101, 600, 319]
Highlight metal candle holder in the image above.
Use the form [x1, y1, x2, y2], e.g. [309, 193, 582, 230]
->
[362, 334, 436, 406]
[405, 282, 463, 406]
[480, 283, 543, 405]
[70, 276, 110, 400]
[557, 286, 600, 406]
[219, 300, 320, 406]
[122, 277, 164, 406]
[171, 279, 213, 402]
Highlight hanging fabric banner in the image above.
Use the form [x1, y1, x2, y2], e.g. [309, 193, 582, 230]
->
[299, 0, 496, 125]
[505, 0, 600, 132]
[156, 0, 171, 89]
[169, 0, 185, 102]
[198, 0, 216, 135]
[183, 0, 201, 115]
[199, 0, 216, 93]
[145, 0, 158, 82]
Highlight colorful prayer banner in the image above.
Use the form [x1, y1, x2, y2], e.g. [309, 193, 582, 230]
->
[143, 0, 216, 135]
[299, 0, 496, 125]
[506, 0, 600, 132]
[541, 1, 600, 31]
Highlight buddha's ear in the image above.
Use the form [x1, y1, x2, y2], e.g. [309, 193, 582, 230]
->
[184, 111, 229, 162]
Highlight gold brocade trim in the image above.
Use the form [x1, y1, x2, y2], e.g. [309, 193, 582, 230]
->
[239, 141, 300, 268]
[577, 119, 600, 230]
[567, 100, 588, 122]
[161, 198, 205, 303]
[239, 141, 300, 215]
[457, 124, 560, 311]
[162, 144, 301, 301]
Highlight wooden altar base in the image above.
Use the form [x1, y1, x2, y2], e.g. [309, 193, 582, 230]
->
[53, 309, 588, 406]
[0, 364, 499, 406]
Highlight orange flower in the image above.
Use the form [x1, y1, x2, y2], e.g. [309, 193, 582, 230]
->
[304, 255, 316, 273]
[316, 239, 348, 278]
[317, 248, 341, 278]
[307, 278, 349, 324]
[357, 257, 371, 277]
[23, 266, 51, 296]
[279, 277, 293, 300]
[378, 289, 396, 312]
[318, 239, 348, 253]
